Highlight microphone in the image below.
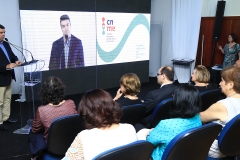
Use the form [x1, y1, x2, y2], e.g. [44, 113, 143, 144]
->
[4, 38, 38, 65]
[65, 35, 68, 41]
[4, 38, 29, 66]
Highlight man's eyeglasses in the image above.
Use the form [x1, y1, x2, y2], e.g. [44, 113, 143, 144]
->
[157, 73, 163, 76]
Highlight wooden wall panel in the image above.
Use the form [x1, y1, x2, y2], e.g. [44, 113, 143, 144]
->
[214, 19, 232, 65]
[232, 19, 240, 37]
[196, 17, 240, 67]
[196, 18, 214, 66]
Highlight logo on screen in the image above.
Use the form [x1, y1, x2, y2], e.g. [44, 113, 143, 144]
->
[102, 17, 115, 35]
[97, 14, 150, 62]
[102, 17, 105, 35]
[106, 20, 115, 31]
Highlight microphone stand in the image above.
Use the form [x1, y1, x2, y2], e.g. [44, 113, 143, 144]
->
[6, 42, 28, 66]
[4, 38, 38, 66]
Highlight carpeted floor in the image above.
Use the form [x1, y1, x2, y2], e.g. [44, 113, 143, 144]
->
[0, 77, 159, 160]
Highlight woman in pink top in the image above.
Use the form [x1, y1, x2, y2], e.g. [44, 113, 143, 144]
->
[29, 76, 77, 160]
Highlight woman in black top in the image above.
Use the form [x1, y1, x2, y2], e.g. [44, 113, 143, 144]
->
[113, 73, 142, 106]
[191, 65, 218, 93]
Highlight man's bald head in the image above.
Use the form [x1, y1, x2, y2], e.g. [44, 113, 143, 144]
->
[160, 66, 174, 81]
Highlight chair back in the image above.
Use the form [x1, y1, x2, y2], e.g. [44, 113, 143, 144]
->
[200, 88, 222, 111]
[218, 114, 240, 156]
[92, 140, 154, 160]
[120, 104, 146, 126]
[162, 123, 222, 160]
[150, 98, 172, 128]
[46, 114, 85, 156]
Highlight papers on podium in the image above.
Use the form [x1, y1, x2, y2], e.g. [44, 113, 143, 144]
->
[212, 65, 222, 70]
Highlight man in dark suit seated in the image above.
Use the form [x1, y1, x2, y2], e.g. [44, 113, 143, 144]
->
[49, 14, 84, 70]
[142, 66, 179, 127]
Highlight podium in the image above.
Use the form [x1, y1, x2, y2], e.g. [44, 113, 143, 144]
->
[171, 59, 194, 81]
[208, 66, 222, 85]
[13, 61, 42, 134]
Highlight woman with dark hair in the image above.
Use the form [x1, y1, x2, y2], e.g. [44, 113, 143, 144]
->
[63, 89, 137, 160]
[29, 76, 77, 160]
[191, 65, 218, 92]
[137, 84, 202, 160]
[113, 73, 142, 106]
[200, 66, 240, 158]
[218, 33, 240, 68]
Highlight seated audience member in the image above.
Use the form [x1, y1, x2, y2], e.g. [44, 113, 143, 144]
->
[113, 73, 142, 106]
[29, 76, 77, 160]
[63, 89, 137, 160]
[137, 84, 202, 160]
[142, 66, 179, 127]
[200, 66, 240, 158]
[191, 65, 218, 92]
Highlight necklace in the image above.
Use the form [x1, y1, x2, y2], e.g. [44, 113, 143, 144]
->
[124, 95, 138, 100]
[195, 83, 208, 87]
[228, 93, 239, 97]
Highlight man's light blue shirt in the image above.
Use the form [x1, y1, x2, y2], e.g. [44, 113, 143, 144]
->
[0, 41, 11, 62]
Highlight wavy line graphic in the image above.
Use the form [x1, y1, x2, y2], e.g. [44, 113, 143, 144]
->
[97, 14, 150, 63]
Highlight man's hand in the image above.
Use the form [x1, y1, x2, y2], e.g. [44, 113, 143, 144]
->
[15, 61, 22, 66]
[6, 63, 17, 69]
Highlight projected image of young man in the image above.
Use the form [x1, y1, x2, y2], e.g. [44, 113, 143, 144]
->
[49, 14, 84, 70]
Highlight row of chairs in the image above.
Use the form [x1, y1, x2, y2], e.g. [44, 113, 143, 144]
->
[149, 88, 223, 128]
[41, 88, 227, 159]
[93, 123, 223, 160]
[43, 114, 240, 160]
[93, 88, 232, 159]
[95, 113, 240, 160]
[200, 88, 223, 111]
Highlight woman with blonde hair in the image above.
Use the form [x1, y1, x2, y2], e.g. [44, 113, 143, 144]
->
[113, 73, 142, 106]
[191, 65, 217, 92]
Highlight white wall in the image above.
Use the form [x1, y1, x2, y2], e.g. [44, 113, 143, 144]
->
[225, 0, 240, 16]
[202, 0, 240, 17]
[149, 0, 173, 77]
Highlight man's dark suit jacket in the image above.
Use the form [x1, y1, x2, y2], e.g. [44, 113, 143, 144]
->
[142, 83, 179, 127]
[49, 35, 84, 70]
[0, 41, 18, 87]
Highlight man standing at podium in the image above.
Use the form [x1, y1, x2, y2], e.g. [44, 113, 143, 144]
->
[49, 14, 84, 70]
[0, 24, 22, 131]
